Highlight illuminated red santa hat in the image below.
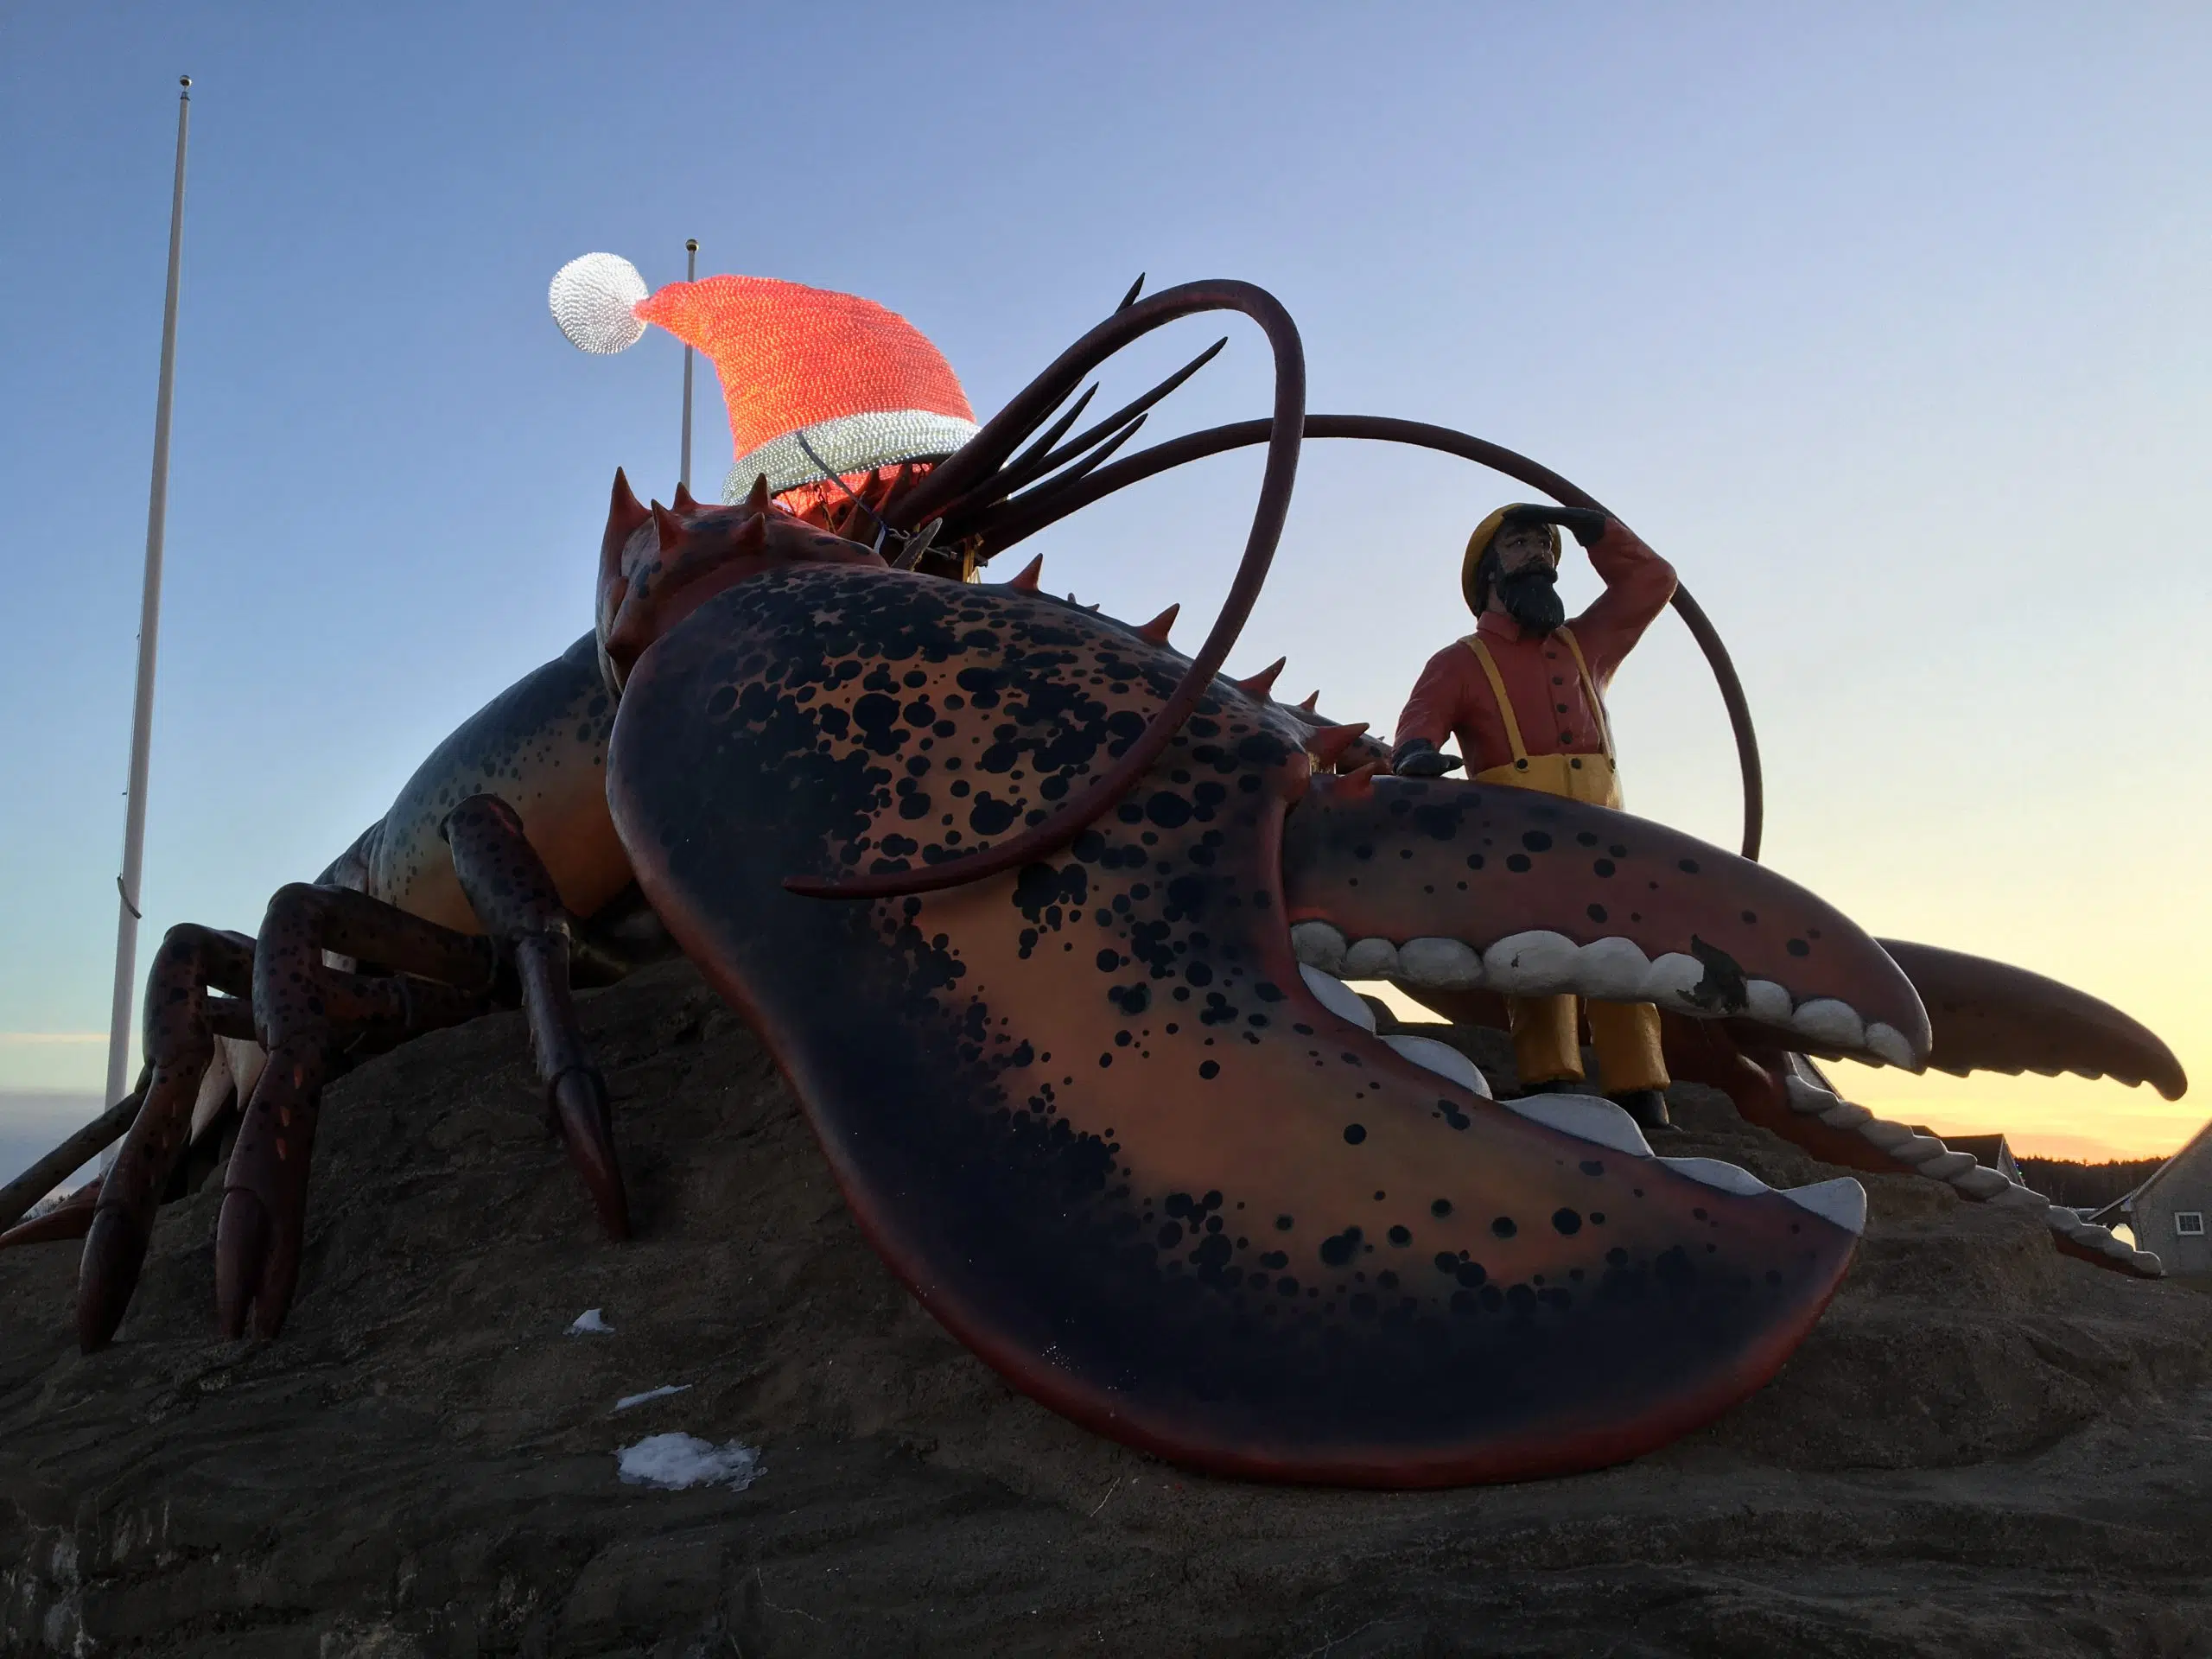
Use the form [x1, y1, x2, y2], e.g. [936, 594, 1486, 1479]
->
[549, 251, 979, 507]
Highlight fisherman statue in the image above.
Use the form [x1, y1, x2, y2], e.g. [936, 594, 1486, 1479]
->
[1390, 505, 1680, 1129]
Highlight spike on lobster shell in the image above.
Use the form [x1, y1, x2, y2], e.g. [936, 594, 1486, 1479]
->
[1297, 690, 1321, 714]
[671, 480, 700, 514]
[652, 502, 688, 553]
[732, 509, 768, 553]
[1334, 761, 1381, 800]
[1235, 656, 1287, 699]
[604, 467, 649, 551]
[1136, 604, 1180, 645]
[746, 473, 773, 516]
[1306, 721, 1370, 771]
[1008, 555, 1045, 593]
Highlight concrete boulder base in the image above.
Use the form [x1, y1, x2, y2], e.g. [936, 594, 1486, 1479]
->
[3, 961, 2209, 1657]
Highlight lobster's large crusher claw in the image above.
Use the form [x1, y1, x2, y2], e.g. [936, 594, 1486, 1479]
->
[600, 564, 1912, 1486]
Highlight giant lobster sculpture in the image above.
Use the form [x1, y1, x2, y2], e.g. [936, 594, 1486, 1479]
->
[1, 278, 2184, 1487]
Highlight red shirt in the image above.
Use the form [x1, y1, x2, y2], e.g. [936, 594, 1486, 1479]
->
[1393, 522, 1676, 776]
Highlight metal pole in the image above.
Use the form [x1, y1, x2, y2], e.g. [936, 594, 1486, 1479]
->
[679, 238, 697, 492]
[102, 77, 192, 1114]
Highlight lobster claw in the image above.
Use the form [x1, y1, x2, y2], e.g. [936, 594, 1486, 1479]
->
[608, 564, 1881, 1485]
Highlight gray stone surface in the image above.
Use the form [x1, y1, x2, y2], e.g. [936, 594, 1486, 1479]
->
[4, 962, 2209, 1656]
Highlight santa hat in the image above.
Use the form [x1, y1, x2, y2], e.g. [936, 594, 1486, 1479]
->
[549, 251, 979, 505]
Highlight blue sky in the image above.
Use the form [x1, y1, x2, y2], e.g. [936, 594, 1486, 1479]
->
[3, 2, 2208, 1173]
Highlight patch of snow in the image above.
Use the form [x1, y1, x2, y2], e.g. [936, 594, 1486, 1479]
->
[615, 1433, 762, 1491]
[613, 1383, 691, 1412]
[567, 1308, 613, 1335]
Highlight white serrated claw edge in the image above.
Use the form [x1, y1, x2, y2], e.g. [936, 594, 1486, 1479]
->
[1657, 1156, 1770, 1196]
[1865, 1021, 1920, 1069]
[1783, 1076, 1837, 1116]
[1744, 979, 1793, 1026]
[1382, 1034, 1491, 1098]
[1782, 1178, 1867, 1236]
[1574, 937, 1650, 1001]
[1499, 1092, 1653, 1158]
[1791, 997, 1866, 1051]
[1395, 937, 1484, 989]
[1298, 964, 1376, 1033]
[1483, 931, 1580, 995]
[1343, 937, 1402, 979]
[1290, 922, 1349, 976]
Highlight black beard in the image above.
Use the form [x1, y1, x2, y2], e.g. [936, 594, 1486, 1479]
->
[1497, 564, 1566, 635]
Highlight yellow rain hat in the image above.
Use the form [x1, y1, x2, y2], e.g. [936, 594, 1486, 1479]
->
[1460, 506, 1560, 614]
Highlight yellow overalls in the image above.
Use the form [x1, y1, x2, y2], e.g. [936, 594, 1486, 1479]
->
[1463, 628, 1669, 1095]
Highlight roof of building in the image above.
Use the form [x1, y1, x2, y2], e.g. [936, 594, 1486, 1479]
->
[2088, 1117, 2212, 1226]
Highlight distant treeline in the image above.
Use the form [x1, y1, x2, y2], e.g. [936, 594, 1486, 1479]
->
[2016, 1156, 2164, 1211]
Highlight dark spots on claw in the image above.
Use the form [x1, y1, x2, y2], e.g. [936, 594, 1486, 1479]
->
[1522, 831, 1551, 853]
[1491, 1216, 1517, 1239]
[1741, 910, 1758, 925]
[1146, 791, 1193, 829]
[1275, 1214, 1295, 1232]
[1552, 1208, 1582, 1236]
[1787, 938, 1811, 957]
[1586, 904, 1607, 924]
[1580, 1160, 1605, 1177]
[1506, 854, 1532, 874]
[1593, 858, 1615, 878]
[1387, 1224, 1411, 1246]
[705, 684, 736, 719]
[1198, 1059, 1219, 1079]
[1319, 1228, 1362, 1268]
[1261, 1250, 1288, 1269]
[1430, 1198, 1452, 1217]
[1465, 853, 1484, 871]
[1110, 983, 1150, 1015]
[1678, 858, 1700, 874]
[1343, 1123, 1367, 1145]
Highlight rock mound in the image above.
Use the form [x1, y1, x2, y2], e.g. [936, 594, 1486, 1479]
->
[3, 963, 2209, 1656]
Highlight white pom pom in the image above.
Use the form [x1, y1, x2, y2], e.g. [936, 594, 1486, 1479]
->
[550, 252, 650, 353]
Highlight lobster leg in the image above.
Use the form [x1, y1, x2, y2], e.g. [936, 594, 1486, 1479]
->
[75, 925, 256, 1349]
[0, 1069, 146, 1237]
[215, 885, 499, 1339]
[0, 1180, 103, 1249]
[443, 794, 631, 1240]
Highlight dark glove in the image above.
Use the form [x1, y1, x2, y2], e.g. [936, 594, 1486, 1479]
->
[1500, 504, 1611, 550]
[1390, 738, 1463, 778]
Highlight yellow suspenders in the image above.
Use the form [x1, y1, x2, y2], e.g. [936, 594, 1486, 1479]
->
[1459, 626, 1623, 808]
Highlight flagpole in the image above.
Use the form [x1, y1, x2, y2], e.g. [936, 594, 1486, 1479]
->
[679, 238, 698, 492]
[102, 76, 192, 1113]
